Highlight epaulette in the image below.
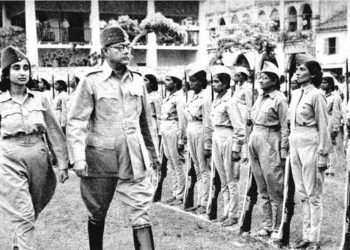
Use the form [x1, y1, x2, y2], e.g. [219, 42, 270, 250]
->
[131, 71, 142, 77]
[86, 68, 103, 77]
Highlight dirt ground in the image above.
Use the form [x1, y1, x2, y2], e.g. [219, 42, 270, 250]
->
[0, 164, 347, 250]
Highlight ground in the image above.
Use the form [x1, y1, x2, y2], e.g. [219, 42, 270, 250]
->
[0, 163, 347, 250]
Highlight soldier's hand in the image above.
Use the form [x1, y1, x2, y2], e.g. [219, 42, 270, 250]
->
[59, 169, 69, 183]
[204, 149, 211, 159]
[246, 119, 253, 127]
[150, 160, 161, 171]
[73, 160, 88, 177]
[232, 151, 241, 162]
[177, 143, 184, 154]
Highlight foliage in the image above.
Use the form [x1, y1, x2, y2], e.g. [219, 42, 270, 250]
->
[140, 12, 180, 36]
[0, 26, 26, 52]
[211, 21, 278, 65]
[116, 15, 141, 42]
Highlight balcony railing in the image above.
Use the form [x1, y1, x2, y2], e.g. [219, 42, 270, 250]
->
[38, 27, 91, 44]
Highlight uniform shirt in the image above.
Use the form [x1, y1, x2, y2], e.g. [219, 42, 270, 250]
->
[160, 89, 186, 144]
[0, 89, 68, 169]
[148, 91, 162, 134]
[288, 84, 331, 156]
[233, 81, 253, 121]
[204, 90, 246, 152]
[325, 92, 342, 133]
[67, 64, 158, 179]
[184, 89, 211, 123]
[251, 90, 289, 150]
[53, 91, 68, 127]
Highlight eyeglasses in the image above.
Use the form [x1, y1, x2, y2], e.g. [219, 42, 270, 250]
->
[109, 44, 132, 52]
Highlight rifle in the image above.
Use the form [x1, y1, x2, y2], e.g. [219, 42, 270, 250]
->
[341, 165, 350, 250]
[276, 156, 295, 246]
[153, 141, 168, 202]
[206, 157, 221, 220]
[183, 148, 196, 209]
[239, 166, 258, 234]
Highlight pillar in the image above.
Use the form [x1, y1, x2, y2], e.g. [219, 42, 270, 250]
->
[196, 0, 208, 64]
[279, 0, 285, 32]
[25, 0, 38, 66]
[2, 3, 11, 28]
[146, 0, 157, 68]
[90, 0, 101, 53]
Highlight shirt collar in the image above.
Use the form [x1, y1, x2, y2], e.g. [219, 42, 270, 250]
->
[261, 89, 278, 99]
[300, 84, 314, 94]
[101, 62, 132, 82]
[0, 88, 34, 103]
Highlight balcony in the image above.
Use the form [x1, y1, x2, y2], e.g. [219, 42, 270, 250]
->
[38, 27, 91, 45]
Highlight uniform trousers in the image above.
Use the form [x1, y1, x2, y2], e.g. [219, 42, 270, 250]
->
[0, 135, 56, 250]
[212, 127, 240, 218]
[187, 121, 210, 206]
[290, 127, 324, 243]
[160, 120, 185, 199]
[248, 126, 284, 231]
[81, 174, 154, 227]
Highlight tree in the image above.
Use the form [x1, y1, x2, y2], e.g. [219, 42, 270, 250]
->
[0, 26, 26, 52]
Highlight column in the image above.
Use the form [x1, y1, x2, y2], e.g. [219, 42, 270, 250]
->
[196, 0, 208, 64]
[347, 0, 350, 60]
[2, 3, 11, 28]
[25, 0, 38, 66]
[90, 0, 101, 53]
[279, 0, 285, 32]
[146, 0, 157, 68]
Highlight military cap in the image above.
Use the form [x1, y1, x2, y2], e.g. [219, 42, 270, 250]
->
[235, 66, 250, 76]
[210, 65, 232, 77]
[295, 53, 316, 66]
[187, 63, 207, 78]
[166, 68, 183, 81]
[101, 24, 129, 47]
[260, 61, 279, 78]
[1, 46, 27, 70]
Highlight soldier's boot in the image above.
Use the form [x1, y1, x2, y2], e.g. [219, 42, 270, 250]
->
[88, 218, 105, 250]
[133, 225, 155, 250]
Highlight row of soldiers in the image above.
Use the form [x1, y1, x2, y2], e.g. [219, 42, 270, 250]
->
[145, 54, 347, 250]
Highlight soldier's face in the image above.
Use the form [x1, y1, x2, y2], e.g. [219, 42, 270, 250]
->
[259, 73, 274, 90]
[189, 76, 202, 92]
[9, 59, 30, 87]
[105, 42, 131, 65]
[164, 76, 175, 90]
[320, 79, 329, 90]
[212, 75, 226, 93]
[295, 64, 311, 85]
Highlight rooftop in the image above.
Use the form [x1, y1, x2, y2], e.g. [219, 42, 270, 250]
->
[318, 9, 347, 32]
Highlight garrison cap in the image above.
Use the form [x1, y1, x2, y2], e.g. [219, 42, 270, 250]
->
[235, 66, 249, 76]
[295, 53, 316, 66]
[166, 68, 183, 82]
[101, 24, 129, 47]
[1, 46, 27, 70]
[187, 63, 207, 78]
[260, 61, 279, 78]
[210, 65, 232, 77]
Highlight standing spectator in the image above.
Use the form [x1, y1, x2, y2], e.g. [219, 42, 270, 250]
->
[53, 80, 68, 133]
[62, 18, 70, 42]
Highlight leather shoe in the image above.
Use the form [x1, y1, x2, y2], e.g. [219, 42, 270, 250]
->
[295, 239, 310, 249]
[306, 242, 319, 250]
[254, 228, 272, 237]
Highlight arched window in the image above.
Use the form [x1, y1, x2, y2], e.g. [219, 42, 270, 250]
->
[258, 10, 266, 20]
[219, 17, 226, 26]
[288, 6, 297, 32]
[302, 4, 312, 30]
[270, 9, 279, 31]
[242, 13, 251, 24]
[231, 15, 239, 24]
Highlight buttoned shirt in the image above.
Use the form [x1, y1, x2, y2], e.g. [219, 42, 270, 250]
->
[148, 91, 162, 133]
[53, 91, 68, 127]
[0, 89, 68, 169]
[325, 92, 342, 133]
[67, 63, 158, 179]
[288, 84, 331, 155]
[233, 81, 253, 121]
[184, 89, 211, 123]
[204, 90, 245, 152]
[251, 90, 289, 150]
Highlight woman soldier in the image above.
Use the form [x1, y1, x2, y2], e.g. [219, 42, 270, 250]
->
[160, 69, 186, 206]
[289, 57, 331, 250]
[183, 66, 211, 214]
[53, 79, 68, 133]
[144, 72, 162, 155]
[0, 46, 68, 249]
[320, 76, 343, 177]
[204, 65, 245, 226]
[248, 62, 289, 239]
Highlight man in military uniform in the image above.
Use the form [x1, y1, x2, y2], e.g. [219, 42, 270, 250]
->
[67, 24, 159, 250]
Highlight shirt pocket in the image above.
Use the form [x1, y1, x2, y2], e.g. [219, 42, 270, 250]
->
[298, 101, 314, 125]
[26, 105, 46, 127]
[1, 107, 23, 134]
[95, 88, 122, 118]
[127, 87, 143, 116]
[213, 101, 229, 124]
